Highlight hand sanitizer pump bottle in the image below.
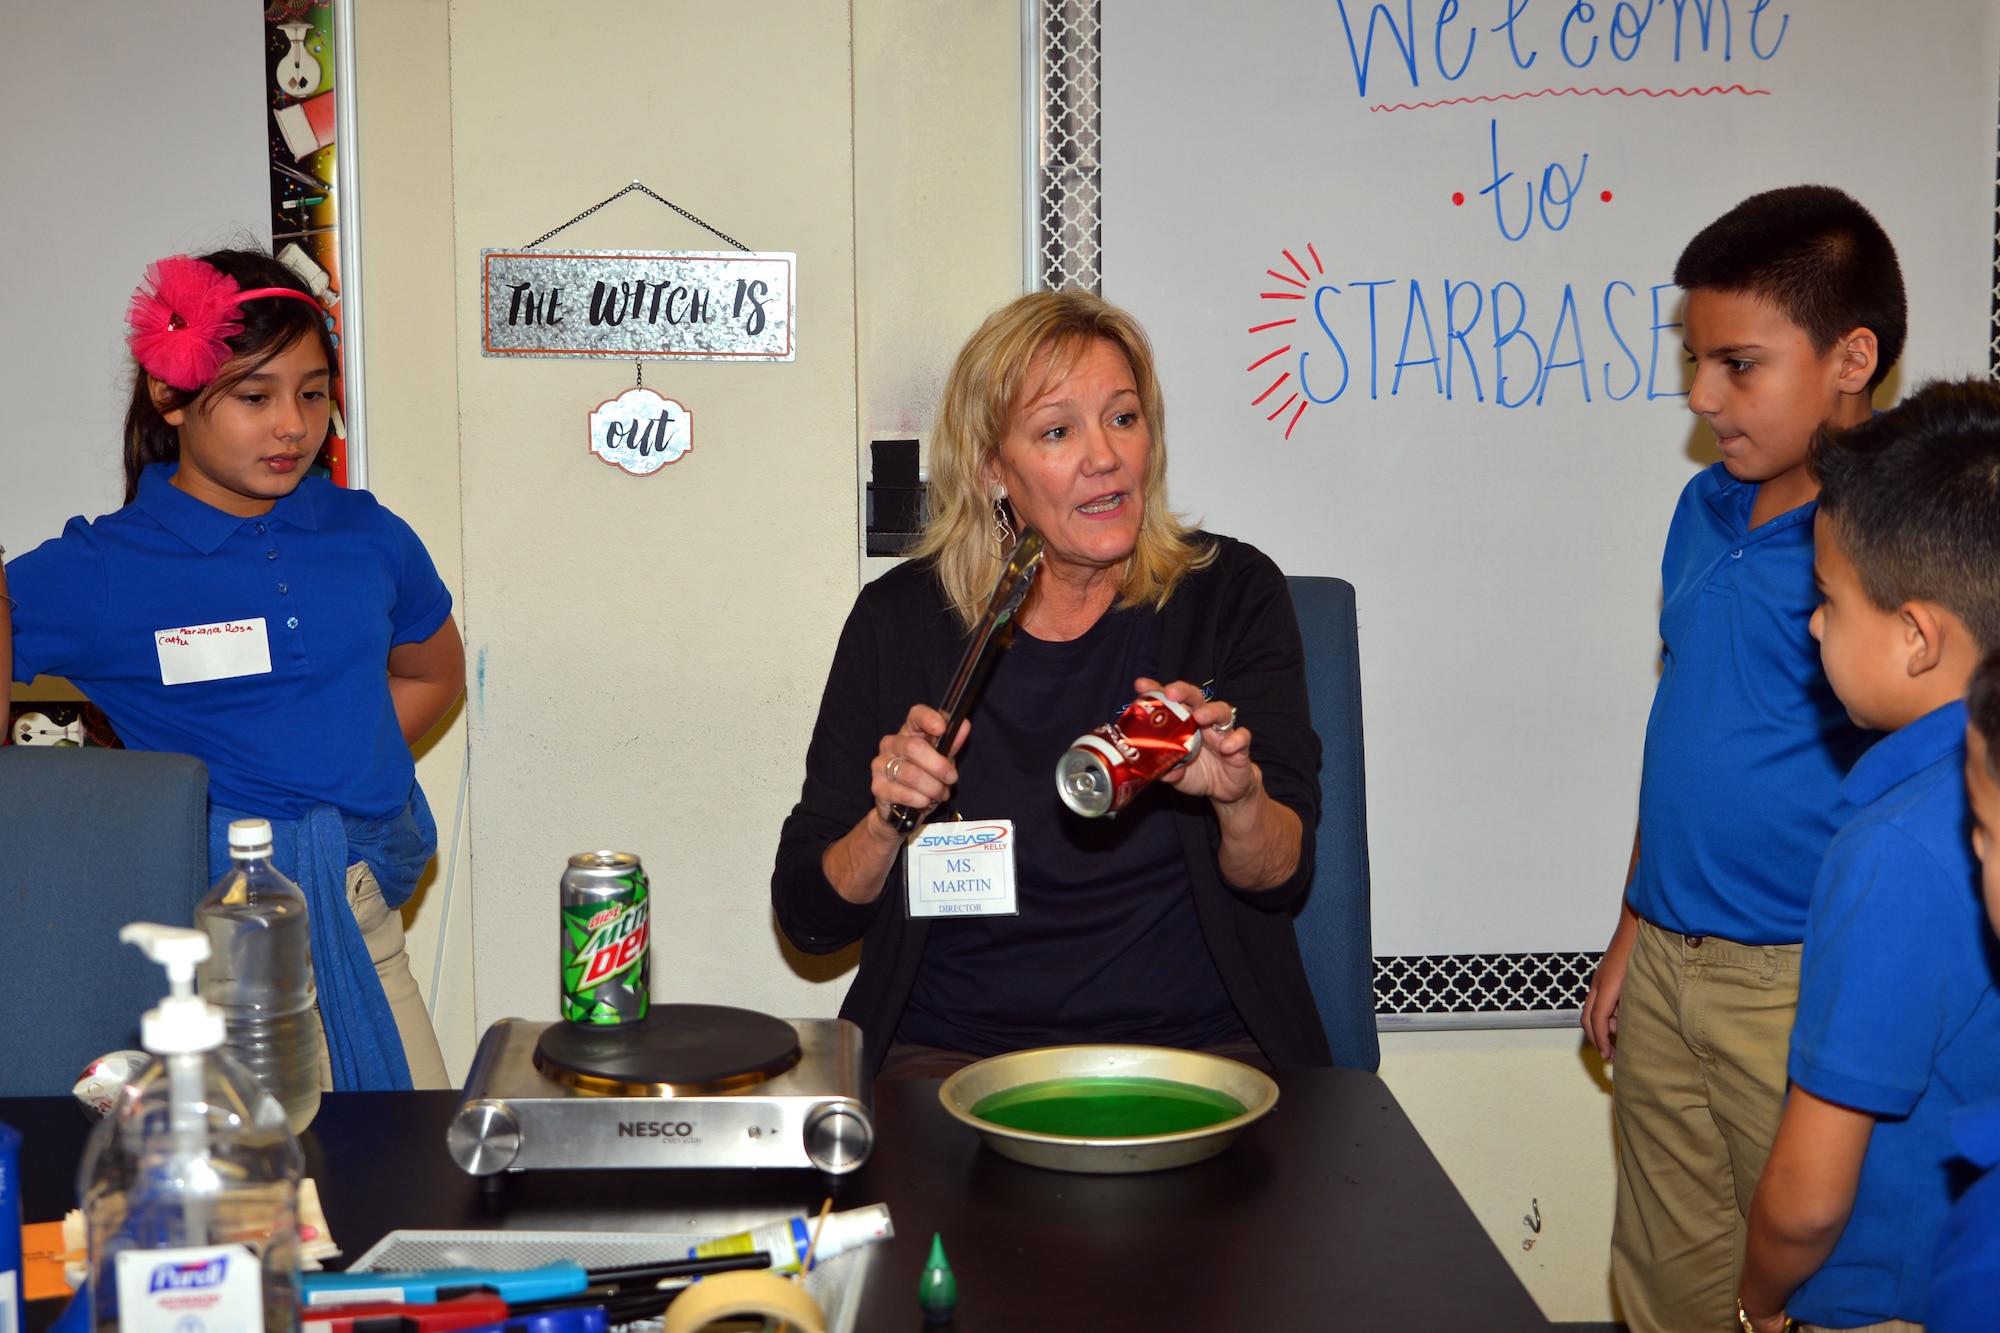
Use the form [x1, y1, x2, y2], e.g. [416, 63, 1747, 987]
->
[80, 924, 303, 1333]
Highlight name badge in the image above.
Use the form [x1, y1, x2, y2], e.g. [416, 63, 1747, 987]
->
[155, 618, 273, 686]
[905, 819, 1018, 918]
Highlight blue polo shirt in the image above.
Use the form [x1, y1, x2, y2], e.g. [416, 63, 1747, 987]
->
[1930, 1098, 2000, 1331]
[1786, 701, 2000, 1326]
[7, 463, 451, 820]
[1627, 465, 1872, 943]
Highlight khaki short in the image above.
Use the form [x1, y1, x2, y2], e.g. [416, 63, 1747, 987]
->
[1611, 918, 1801, 1333]
[306, 862, 452, 1091]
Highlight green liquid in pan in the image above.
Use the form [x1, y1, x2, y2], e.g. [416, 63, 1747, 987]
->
[972, 1076, 1247, 1137]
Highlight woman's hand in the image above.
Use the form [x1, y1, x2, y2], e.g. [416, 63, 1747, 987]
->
[1137, 677, 1301, 891]
[871, 704, 970, 825]
[1139, 677, 1258, 806]
[820, 706, 971, 906]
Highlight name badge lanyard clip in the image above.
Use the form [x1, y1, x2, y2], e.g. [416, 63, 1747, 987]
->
[885, 529, 1045, 834]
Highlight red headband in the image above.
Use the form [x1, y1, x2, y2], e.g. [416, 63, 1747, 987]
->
[126, 255, 323, 392]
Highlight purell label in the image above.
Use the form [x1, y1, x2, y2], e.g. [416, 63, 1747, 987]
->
[115, 1244, 262, 1333]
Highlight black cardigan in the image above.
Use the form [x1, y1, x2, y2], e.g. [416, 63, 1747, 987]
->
[771, 534, 1333, 1072]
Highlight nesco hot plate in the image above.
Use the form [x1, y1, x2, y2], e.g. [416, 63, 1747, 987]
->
[448, 1004, 872, 1176]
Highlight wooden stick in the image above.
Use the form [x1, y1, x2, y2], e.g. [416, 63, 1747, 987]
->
[795, 1197, 835, 1282]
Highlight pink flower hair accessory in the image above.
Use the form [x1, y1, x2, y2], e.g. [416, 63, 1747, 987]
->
[125, 255, 322, 392]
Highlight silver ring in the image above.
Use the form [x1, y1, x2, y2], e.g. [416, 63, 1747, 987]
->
[885, 756, 905, 784]
[1212, 706, 1238, 733]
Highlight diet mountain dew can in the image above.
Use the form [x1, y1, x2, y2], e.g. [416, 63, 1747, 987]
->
[560, 851, 650, 1025]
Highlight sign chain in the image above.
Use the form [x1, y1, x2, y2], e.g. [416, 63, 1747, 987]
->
[523, 181, 751, 252]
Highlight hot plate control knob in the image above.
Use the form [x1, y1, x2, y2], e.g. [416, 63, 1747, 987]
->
[803, 1101, 873, 1174]
[448, 1099, 523, 1176]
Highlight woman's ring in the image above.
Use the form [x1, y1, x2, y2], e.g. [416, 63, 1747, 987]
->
[886, 756, 905, 784]
[1212, 707, 1238, 733]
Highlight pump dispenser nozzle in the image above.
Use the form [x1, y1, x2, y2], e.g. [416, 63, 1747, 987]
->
[120, 922, 226, 1055]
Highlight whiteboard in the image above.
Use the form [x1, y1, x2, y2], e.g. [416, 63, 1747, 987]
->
[1103, 0, 2000, 955]
[0, 2, 268, 556]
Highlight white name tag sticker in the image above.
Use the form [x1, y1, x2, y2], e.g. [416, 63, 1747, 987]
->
[906, 819, 1018, 918]
[155, 618, 273, 686]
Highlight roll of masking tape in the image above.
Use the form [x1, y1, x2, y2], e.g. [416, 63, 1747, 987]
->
[660, 1270, 827, 1333]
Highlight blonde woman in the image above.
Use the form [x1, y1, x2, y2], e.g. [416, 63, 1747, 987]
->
[773, 292, 1329, 1079]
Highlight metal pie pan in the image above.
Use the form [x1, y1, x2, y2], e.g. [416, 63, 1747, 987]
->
[937, 1044, 1279, 1174]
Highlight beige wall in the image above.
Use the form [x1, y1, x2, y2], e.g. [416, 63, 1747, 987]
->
[1380, 1028, 1621, 1324]
[443, 0, 862, 1036]
[852, 0, 1025, 584]
[353, 3, 1622, 1323]
[352, 0, 477, 1077]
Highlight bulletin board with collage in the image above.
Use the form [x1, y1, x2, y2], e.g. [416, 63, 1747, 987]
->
[263, 0, 352, 488]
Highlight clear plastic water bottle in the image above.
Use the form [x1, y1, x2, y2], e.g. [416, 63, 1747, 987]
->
[196, 820, 321, 1133]
[81, 923, 302, 1333]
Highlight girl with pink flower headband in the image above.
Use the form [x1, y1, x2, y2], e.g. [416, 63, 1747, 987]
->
[2, 248, 462, 1093]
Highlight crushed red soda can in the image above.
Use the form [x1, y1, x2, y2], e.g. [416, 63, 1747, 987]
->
[1056, 690, 1203, 817]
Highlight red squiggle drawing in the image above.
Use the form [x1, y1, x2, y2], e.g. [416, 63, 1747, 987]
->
[1370, 85, 1770, 113]
[1248, 245, 1327, 441]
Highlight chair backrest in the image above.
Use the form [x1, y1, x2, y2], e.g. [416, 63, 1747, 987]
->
[1286, 577, 1380, 1071]
[0, 748, 210, 1095]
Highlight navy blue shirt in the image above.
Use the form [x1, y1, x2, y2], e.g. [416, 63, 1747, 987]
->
[8, 463, 451, 819]
[1788, 701, 2000, 1326]
[1627, 465, 1873, 943]
[1930, 1097, 2000, 1331]
[896, 606, 1248, 1055]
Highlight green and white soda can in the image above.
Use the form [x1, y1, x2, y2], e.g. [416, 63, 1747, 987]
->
[559, 851, 650, 1025]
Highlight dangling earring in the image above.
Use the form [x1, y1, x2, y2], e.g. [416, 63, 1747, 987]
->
[990, 485, 1016, 550]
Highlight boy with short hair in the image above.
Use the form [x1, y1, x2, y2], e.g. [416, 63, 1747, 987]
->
[1736, 379, 2000, 1332]
[1926, 649, 2000, 1331]
[1581, 186, 1907, 1331]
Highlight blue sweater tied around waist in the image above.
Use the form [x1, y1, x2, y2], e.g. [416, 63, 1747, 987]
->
[206, 784, 435, 1091]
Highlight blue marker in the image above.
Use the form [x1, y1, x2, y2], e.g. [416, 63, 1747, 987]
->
[302, 1262, 589, 1307]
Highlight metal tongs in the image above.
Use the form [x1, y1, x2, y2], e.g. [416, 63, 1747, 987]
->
[885, 529, 1046, 833]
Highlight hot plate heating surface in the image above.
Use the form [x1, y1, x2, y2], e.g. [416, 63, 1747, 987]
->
[533, 1004, 802, 1093]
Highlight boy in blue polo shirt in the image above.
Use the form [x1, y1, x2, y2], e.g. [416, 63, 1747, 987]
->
[1736, 380, 2000, 1332]
[1927, 648, 2000, 1331]
[1581, 187, 1906, 1331]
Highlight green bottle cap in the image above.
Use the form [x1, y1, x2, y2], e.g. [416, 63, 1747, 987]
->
[918, 1231, 958, 1322]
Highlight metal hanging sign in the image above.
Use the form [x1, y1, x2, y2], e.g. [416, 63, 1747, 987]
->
[481, 249, 795, 361]
[588, 387, 692, 475]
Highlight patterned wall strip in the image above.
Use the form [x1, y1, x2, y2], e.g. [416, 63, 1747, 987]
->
[1375, 952, 1601, 1017]
[1032, 0, 1102, 294]
[1990, 88, 2000, 379]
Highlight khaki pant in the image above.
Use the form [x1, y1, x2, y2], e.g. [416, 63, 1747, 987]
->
[1612, 919, 1801, 1333]
[308, 862, 452, 1091]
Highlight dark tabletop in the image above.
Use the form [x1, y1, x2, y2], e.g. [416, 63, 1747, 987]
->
[4, 1068, 1548, 1330]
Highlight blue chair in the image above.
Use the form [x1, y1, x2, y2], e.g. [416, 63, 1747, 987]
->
[1287, 577, 1380, 1071]
[0, 748, 210, 1095]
